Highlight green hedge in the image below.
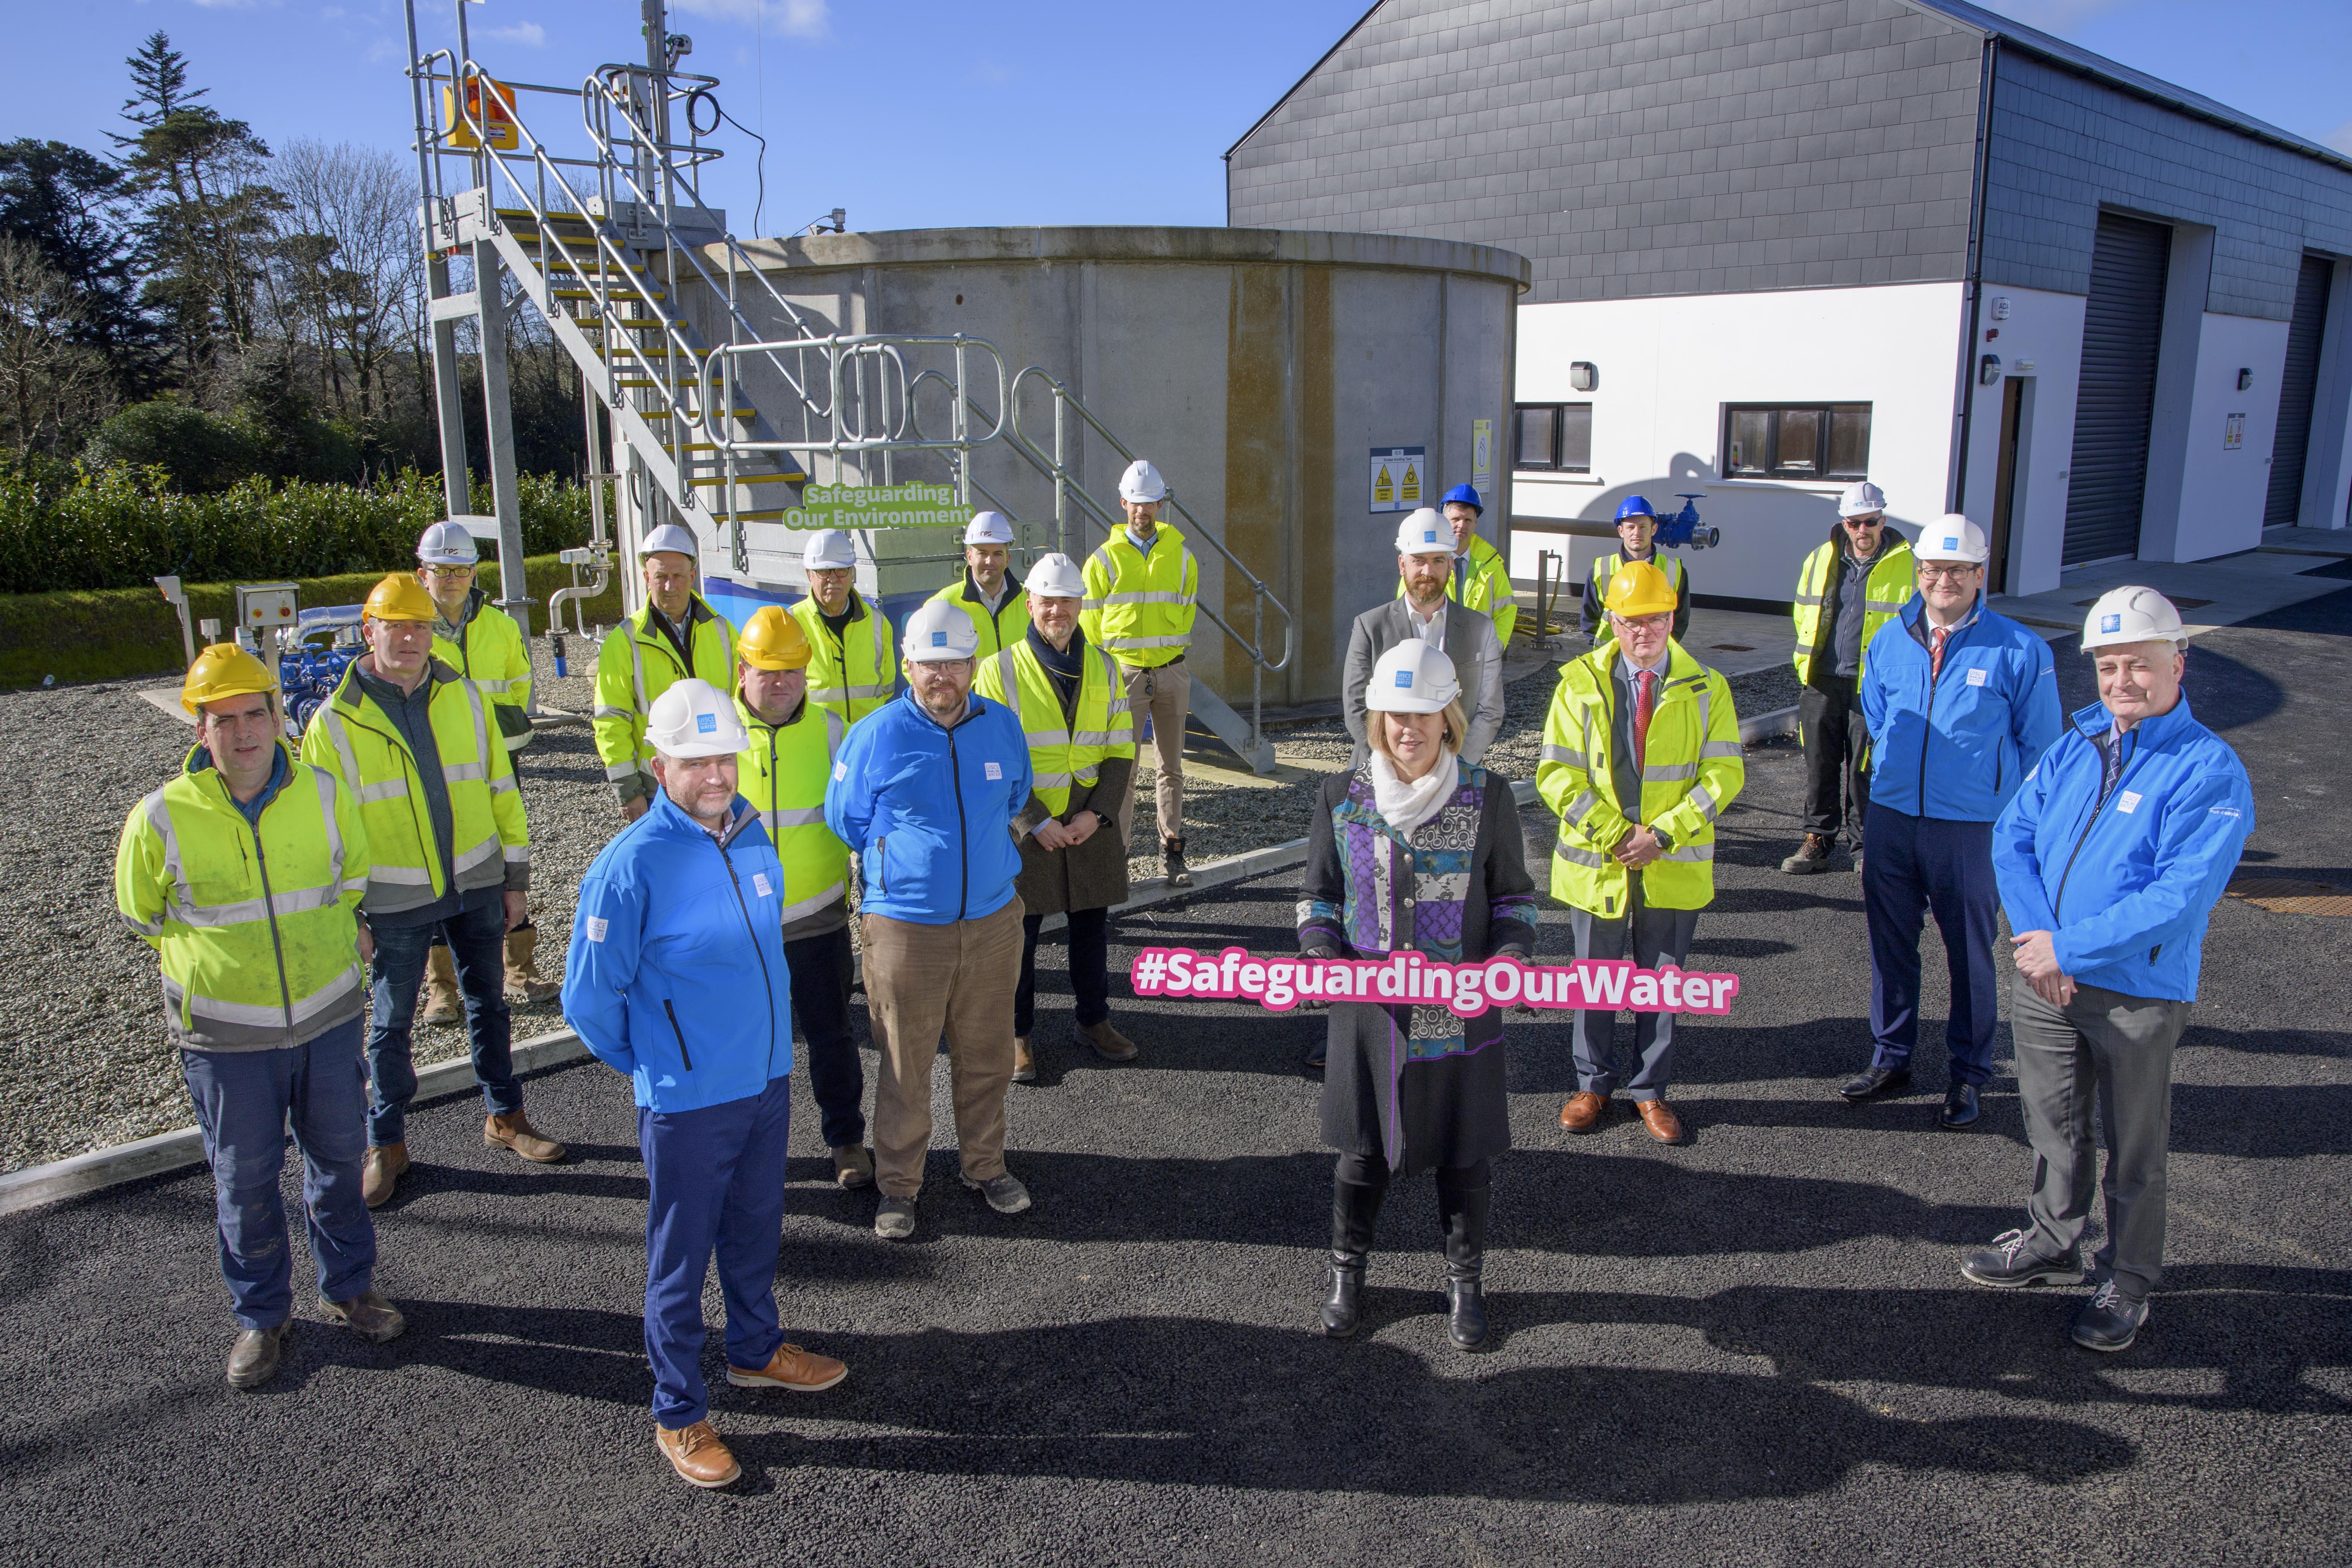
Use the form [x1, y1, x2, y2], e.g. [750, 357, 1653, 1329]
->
[0, 466, 598, 595]
[0, 556, 625, 691]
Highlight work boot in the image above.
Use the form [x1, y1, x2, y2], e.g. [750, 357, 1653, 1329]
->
[1012, 1037, 1037, 1083]
[874, 1195, 918, 1240]
[2072, 1282, 2150, 1353]
[1961, 1229, 2086, 1290]
[503, 924, 560, 1006]
[726, 1342, 849, 1393]
[485, 1111, 566, 1163]
[961, 1171, 1033, 1215]
[420, 945, 462, 1026]
[831, 1145, 874, 1189]
[225, 1322, 289, 1390]
[361, 1142, 409, 1209]
[1321, 1174, 1387, 1339]
[1438, 1178, 1492, 1352]
[1078, 1018, 1138, 1062]
[319, 1290, 407, 1344]
[1780, 833, 1835, 875]
[1162, 836, 1193, 888]
[656, 1419, 741, 1489]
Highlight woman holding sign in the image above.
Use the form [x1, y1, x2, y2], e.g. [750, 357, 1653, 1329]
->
[1297, 640, 1537, 1351]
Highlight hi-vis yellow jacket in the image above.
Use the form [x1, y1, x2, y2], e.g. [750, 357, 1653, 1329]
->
[735, 692, 850, 936]
[1081, 527, 1198, 670]
[973, 635, 1135, 818]
[593, 596, 738, 805]
[791, 592, 897, 730]
[1792, 532, 1916, 686]
[431, 586, 534, 751]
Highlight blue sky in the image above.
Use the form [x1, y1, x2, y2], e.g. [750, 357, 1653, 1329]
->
[8, 1, 2349, 237]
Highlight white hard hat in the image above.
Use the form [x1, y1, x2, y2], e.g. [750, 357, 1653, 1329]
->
[639, 522, 699, 559]
[416, 520, 479, 566]
[1118, 459, 1168, 503]
[2081, 586, 2187, 652]
[802, 528, 857, 570]
[903, 598, 980, 662]
[1838, 481, 1888, 519]
[1027, 551, 1086, 600]
[1365, 639, 1462, 714]
[963, 511, 1015, 546]
[646, 677, 748, 759]
[1914, 514, 1990, 564]
[1395, 507, 1451, 557]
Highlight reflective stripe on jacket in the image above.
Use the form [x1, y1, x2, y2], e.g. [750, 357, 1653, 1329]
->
[1535, 639, 1745, 914]
[431, 586, 534, 752]
[735, 693, 849, 932]
[791, 593, 897, 729]
[1395, 533, 1518, 646]
[1080, 527, 1198, 669]
[1582, 550, 1690, 646]
[299, 660, 529, 917]
[928, 573, 1029, 660]
[823, 690, 1033, 925]
[1859, 597, 2062, 822]
[1792, 531, 1915, 685]
[1992, 696, 2254, 1002]
[561, 790, 793, 1114]
[973, 637, 1135, 818]
[592, 596, 738, 800]
[114, 742, 370, 1051]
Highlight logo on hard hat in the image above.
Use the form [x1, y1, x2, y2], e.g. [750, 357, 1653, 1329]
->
[1422, 530, 1439, 543]
[2101, 614, 2121, 634]
[931, 631, 947, 647]
[696, 713, 717, 734]
[1942, 536, 1959, 550]
[1395, 670, 1415, 688]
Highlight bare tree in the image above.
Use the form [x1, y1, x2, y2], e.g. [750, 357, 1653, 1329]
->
[269, 139, 423, 422]
[0, 235, 116, 453]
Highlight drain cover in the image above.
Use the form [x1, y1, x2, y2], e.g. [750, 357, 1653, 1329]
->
[2227, 876, 2352, 917]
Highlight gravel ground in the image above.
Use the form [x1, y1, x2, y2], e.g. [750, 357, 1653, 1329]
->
[0, 639, 1797, 1173]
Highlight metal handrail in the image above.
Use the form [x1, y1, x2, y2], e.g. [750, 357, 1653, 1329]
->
[713, 333, 1008, 468]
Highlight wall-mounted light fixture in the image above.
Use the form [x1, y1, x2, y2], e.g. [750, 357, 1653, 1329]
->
[1570, 361, 1598, 392]
[2237, 367, 2253, 391]
[1979, 353, 2004, 387]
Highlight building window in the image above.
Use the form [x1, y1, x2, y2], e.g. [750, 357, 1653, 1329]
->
[1724, 404, 1872, 480]
[1514, 403, 1592, 473]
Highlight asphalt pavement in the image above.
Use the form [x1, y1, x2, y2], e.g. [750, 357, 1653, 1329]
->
[4, 593, 2347, 1567]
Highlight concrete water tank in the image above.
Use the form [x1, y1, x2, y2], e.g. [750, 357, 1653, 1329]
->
[693, 226, 1529, 709]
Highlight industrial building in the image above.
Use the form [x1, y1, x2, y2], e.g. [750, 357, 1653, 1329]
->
[1226, 0, 2352, 602]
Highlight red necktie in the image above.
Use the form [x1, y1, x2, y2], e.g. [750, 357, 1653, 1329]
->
[1931, 626, 1950, 681]
[1633, 668, 1657, 772]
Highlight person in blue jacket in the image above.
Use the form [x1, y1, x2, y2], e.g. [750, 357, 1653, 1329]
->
[563, 678, 849, 1490]
[1963, 588, 2254, 1353]
[826, 599, 1036, 1242]
[1844, 515, 2062, 1127]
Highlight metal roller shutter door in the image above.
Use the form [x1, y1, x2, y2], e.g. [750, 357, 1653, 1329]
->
[2264, 255, 2335, 528]
[2062, 214, 2171, 566]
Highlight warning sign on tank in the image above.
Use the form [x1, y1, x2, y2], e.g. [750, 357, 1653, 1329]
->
[1369, 446, 1425, 514]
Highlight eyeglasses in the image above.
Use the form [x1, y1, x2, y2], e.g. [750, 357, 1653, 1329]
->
[1612, 612, 1672, 631]
[1917, 564, 1982, 583]
[420, 566, 474, 580]
[1843, 516, 1885, 528]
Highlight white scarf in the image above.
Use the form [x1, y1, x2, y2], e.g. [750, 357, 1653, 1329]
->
[1369, 747, 1457, 839]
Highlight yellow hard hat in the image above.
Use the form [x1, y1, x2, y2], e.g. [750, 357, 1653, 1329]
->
[736, 605, 812, 671]
[180, 643, 277, 716]
[1603, 560, 1678, 619]
[363, 573, 437, 623]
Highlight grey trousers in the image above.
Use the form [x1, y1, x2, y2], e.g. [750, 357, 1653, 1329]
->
[2011, 976, 2189, 1300]
[1568, 883, 1701, 1101]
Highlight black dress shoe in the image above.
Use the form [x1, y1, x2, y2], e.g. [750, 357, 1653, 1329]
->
[1940, 1082, 1981, 1128]
[2072, 1282, 2149, 1352]
[1836, 1064, 1911, 1102]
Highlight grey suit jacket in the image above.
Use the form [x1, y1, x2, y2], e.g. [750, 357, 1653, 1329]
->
[1342, 597, 1506, 768]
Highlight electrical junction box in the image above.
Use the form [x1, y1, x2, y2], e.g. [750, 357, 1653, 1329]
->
[237, 583, 300, 635]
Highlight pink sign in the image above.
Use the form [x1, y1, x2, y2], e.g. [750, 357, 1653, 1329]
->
[1129, 946, 1740, 1018]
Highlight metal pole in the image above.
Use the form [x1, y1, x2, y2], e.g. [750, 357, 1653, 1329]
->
[472, 237, 530, 631]
[1052, 384, 1070, 556]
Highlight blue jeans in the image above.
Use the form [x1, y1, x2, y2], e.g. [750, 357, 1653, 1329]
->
[1864, 805, 2000, 1087]
[181, 1018, 376, 1330]
[641, 1074, 792, 1428]
[365, 896, 519, 1146]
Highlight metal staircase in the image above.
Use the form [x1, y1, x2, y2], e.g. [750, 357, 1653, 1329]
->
[402, 0, 1292, 770]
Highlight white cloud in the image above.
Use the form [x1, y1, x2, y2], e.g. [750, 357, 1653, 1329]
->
[2326, 120, 2352, 156]
[483, 20, 547, 46]
[669, 0, 829, 39]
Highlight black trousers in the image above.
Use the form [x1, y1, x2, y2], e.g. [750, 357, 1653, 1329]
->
[1799, 677, 1871, 840]
[784, 926, 864, 1151]
[1016, 908, 1111, 1037]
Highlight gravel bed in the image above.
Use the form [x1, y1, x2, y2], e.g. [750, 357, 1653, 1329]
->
[0, 637, 1799, 1173]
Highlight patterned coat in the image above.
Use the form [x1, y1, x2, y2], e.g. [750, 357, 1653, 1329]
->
[1298, 760, 1538, 1172]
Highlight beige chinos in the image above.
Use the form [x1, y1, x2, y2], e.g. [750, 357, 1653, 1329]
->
[1116, 659, 1189, 846]
[862, 900, 1025, 1199]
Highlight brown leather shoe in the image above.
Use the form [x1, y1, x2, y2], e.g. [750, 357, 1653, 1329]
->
[1012, 1036, 1036, 1083]
[656, 1419, 741, 1488]
[485, 1111, 566, 1163]
[1634, 1099, 1687, 1144]
[831, 1145, 874, 1189]
[1559, 1091, 1609, 1133]
[361, 1142, 409, 1208]
[320, 1290, 407, 1344]
[225, 1322, 289, 1389]
[726, 1342, 849, 1393]
[1078, 1019, 1138, 1062]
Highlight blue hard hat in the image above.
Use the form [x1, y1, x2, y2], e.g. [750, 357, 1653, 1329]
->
[1615, 495, 1657, 521]
[1441, 483, 1483, 514]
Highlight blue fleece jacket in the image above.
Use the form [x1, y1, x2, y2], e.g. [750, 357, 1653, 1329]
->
[560, 788, 793, 1113]
[824, 690, 1031, 925]
[1861, 595, 2062, 821]
[1992, 696, 2254, 1002]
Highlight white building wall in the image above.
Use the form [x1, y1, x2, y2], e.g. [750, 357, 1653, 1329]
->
[1957, 283, 2086, 596]
[1506, 283, 1965, 605]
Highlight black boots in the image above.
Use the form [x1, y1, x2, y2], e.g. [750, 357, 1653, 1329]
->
[1438, 1174, 1492, 1351]
[1321, 1173, 1386, 1338]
